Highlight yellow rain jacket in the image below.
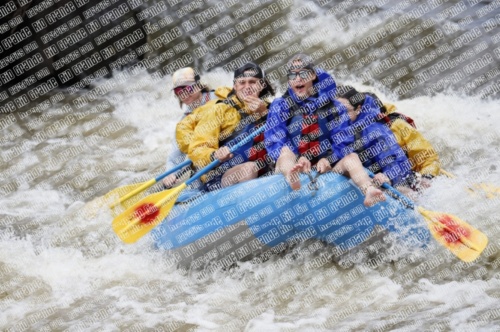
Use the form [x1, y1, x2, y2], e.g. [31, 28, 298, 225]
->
[384, 103, 441, 177]
[175, 86, 231, 154]
[188, 94, 267, 172]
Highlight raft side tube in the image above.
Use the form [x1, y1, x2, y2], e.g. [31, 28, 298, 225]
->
[152, 173, 431, 269]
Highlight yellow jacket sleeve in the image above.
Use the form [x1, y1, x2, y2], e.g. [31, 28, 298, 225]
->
[383, 102, 397, 114]
[214, 86, 232, 99]
[390, 119, 441, 176]
[175, 87, 232, 154]
[175, 100, 218, 154]
[187, 103, 241, 169]
[175, 111, 197, 154]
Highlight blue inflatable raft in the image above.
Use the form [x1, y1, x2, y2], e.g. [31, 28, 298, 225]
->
[152, 172, 431, 271]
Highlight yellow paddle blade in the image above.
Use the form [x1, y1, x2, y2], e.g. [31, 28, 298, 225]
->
[112, 184, 187, 244]
[103, 179, 157, 215]
[440, 169, 500, 198]
[418, 207, 488, 262]
[473, 183, 500, 199]
[439, 169, 456, 178]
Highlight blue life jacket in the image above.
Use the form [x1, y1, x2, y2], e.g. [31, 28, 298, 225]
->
[331, 95, 412, 186]
[282, 90, 335, 164]
[265, 69, 344, 163]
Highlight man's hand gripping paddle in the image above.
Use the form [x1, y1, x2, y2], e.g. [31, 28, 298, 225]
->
[112, 125, 266, 244]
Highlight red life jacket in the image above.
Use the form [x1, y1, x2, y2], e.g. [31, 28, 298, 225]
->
[280, 89, 336, 166]
[377, 112, 416, 129]
[247, 122, 268, 176]
[298, 114, 322, 164]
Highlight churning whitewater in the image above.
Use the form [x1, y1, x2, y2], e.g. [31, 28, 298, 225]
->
[1, 0, 500, 331]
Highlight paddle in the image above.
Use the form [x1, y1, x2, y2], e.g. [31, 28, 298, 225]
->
[367, 170, 488, 262]
[103, 159, 192, 213]
[440, 169, 500, 198]
[112, 125, 266, 244]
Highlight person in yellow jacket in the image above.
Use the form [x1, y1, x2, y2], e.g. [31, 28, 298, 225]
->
[381, 102, 441, 178]
[337, 86, 441, 190]
[187, 62, 275, 191]
[175, 85, 232, 156]
[163, 67, 230, 188]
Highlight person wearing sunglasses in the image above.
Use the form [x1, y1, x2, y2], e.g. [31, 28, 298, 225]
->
[163, 67, 230, 188]
[187, 62, 275, 191]
[264, 53, 344, 190]
[172, 67, 212, 113]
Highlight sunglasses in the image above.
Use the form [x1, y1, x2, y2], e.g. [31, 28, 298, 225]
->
[287, 70, 314, 80]
[174, 84, 196, 96]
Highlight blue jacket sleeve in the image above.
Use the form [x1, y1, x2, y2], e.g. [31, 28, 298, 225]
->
[361, 96, 412, 185]
[329, 100, 352, 164]
[264, 98, 296, 162]
[363, 125, 412, 185]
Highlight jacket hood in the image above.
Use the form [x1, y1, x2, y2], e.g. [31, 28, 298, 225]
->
[214, 86, 232, 99]
[383, 102, 397, 115]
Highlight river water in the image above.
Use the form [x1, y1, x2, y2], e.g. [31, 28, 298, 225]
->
[1, 0, 500, 331]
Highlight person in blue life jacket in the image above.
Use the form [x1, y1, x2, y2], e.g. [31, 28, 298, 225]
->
[163, 67, 230, 188]
[337, 85, 441, 191]
[187, 62, 275, 192]
[264, 53, 345, 190]
[331, 88, 416, 203]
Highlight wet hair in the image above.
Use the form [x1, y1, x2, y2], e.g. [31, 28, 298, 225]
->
[337, 85, 387, 113]
[228, 77, 276, 100]
[260, 77, 276, 98]
[338, 85, 365, 109]
[287, 53, 315, 71]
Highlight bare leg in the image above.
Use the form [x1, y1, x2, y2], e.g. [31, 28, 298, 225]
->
[221, 162, 259, 188]
[332, 153, 386, 207]
[276, 147, 301, 190]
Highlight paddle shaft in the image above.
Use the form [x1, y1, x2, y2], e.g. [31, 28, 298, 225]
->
[137, 121, 267, 190]
[154, 159, 192, 182]
[185, 125, 267, 186]
[110, 159, 192, 208]
[366, 169, 415, 209]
